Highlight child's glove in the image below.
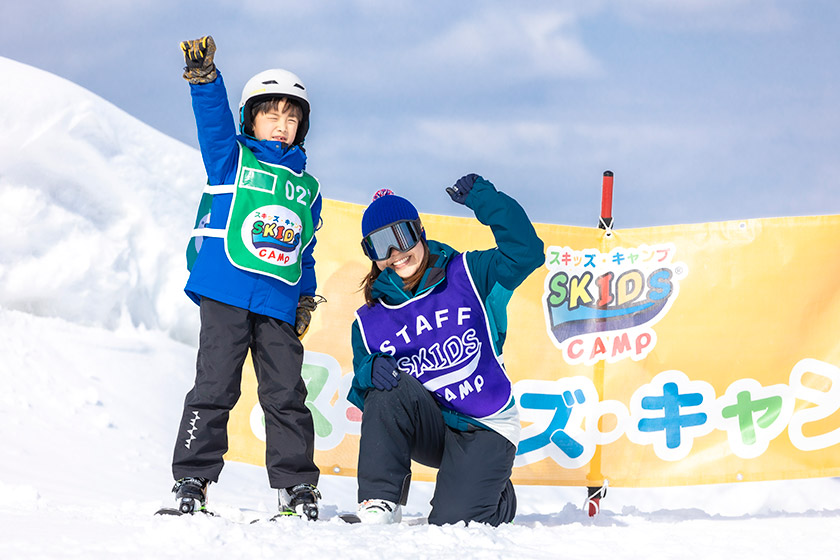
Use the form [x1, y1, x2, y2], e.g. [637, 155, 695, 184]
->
[369, 355, 401, 391]
[446, 173, 479, 205]
[180, 35, 217, 84]
[294, 294, 326, 340]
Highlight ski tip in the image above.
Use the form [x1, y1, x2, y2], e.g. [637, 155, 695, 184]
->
[338, 513, 362, 524]
[155, 507, 215, 517]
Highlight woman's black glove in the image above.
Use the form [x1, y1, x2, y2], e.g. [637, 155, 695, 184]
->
[446, 173, 479, 205]
[369, 355, 401, 391]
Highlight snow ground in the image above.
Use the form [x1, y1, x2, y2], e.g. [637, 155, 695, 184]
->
[2, 310, 840, 559]
[2, 55, 840, 559]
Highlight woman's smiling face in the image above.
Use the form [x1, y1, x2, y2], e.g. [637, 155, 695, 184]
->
[375, 242, 427, 279]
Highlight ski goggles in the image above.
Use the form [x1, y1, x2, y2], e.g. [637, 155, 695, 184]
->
[361, 219, 423, 261]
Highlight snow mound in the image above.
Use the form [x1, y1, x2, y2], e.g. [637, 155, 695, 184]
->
[0, 56, 204, 344]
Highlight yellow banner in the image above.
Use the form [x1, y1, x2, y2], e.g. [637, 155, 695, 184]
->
[226, 200, 840, 487]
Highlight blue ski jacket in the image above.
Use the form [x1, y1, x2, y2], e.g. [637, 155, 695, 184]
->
[184, 72, 321, 325]
[347, 178, 544, 438]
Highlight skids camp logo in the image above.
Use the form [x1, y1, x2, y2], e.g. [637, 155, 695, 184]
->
[543, 244, 687, 365]
[240, 205, 302, 266]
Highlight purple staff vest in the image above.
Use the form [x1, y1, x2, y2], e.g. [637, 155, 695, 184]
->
[356, 254, 512, 418]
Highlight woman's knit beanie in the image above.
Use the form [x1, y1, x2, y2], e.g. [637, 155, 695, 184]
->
[361, 189, 422, 238]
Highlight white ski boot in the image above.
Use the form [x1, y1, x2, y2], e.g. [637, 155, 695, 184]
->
[357, 499, 402, 524]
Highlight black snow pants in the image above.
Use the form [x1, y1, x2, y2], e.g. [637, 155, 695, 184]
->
[357, 373, 516, 526]
[172, 298, 319, 489]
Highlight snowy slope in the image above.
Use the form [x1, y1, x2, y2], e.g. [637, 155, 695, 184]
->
[1, 56, 840, 559]
[0, 56, 202, 344]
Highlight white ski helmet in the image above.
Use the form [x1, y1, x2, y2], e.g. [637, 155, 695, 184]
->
[238, 68, 310, 145]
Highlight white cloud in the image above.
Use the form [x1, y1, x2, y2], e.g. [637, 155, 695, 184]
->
[412, 118, 564, 162]
[412, 9, 602, 79]
[612, 0, 796, 32]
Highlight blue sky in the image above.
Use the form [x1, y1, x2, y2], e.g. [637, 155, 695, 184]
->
[3, 1, 839, 227]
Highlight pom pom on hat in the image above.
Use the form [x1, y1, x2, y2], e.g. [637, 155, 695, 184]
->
[361, 190, 422, 238]
[371, 188, 394, 201]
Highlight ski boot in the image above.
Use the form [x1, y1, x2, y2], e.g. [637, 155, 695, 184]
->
[172, 476, 209, 514]
[276, 483, 321, 521]
[357, 499, 402, 524]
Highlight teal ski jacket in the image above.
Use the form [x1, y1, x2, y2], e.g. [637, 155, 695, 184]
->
[348, 177, 544, 435]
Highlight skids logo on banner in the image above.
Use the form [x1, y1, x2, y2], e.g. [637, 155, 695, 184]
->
[542, 243, 688, 365]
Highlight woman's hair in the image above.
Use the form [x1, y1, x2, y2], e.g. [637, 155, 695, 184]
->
[250, 96, 304, 122]
[360, 239, 430, 307]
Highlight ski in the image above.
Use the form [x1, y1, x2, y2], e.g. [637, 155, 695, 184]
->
[154, 506, 216, 517]
[249, 511, 312, 524]
[338, 513, 427, 525]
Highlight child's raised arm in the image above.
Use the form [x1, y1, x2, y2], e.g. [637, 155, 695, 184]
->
[179, 35, 238, 183]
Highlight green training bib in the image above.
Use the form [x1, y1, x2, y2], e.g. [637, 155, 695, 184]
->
[223, 144, 320, 285]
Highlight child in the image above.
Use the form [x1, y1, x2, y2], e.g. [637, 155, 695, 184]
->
[169, 36, 322, 520]
[347, 174, 544, 525]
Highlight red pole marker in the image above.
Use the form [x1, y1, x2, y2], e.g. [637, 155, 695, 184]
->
[599, 170, 614, 230]
[585, 483, 608, 517]
[588, 171, 613, 515]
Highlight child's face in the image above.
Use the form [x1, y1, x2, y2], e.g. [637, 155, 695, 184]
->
[376, 242, 426, 280]
[252, 101, 300, 144]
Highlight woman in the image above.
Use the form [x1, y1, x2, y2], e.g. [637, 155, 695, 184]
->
[347, 174, 544, 525]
